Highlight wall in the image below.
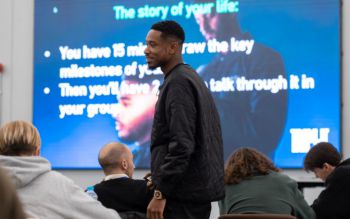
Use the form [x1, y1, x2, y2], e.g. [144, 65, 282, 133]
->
[0, 0, 349, 218]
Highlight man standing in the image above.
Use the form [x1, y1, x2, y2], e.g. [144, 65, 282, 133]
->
[144, 20, 225, 219]
[304, 142, 350, 218]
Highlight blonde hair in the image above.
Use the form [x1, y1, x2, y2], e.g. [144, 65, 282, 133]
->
[0, 121, 41, 156]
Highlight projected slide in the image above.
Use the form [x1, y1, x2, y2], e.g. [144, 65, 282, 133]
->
[34, 0, 341, 169]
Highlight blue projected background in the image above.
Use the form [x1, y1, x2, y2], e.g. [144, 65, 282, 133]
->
[34, 0, 341, 169]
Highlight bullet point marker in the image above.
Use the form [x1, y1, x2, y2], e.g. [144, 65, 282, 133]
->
[53, 7, 58, 14]
[44, 87, 50, 94]
[44, 50, 51, 58]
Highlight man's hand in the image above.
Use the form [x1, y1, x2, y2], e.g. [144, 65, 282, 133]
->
[147, 198, 166, 219]
[143, 172, 154, 190]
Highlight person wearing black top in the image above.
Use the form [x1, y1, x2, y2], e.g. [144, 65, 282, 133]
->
[86, 142, 153, 218]
[304, 142, 350, 219]
[144, 20, 224, 219]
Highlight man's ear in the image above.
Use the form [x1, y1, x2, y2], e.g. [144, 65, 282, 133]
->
[121, 159, 128, 170]
[323, 163, 333, 170]
[168, 41, 179, 55]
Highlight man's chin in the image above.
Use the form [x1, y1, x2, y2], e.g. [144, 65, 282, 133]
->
[148, 65, 158, 70]
[147, 62, 158, 70]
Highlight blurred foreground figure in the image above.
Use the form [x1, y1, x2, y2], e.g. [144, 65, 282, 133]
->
[0, 120, 121, 219]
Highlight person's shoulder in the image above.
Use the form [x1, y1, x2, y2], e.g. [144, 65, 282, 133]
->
[129, 178, 148, 187]
[267, 171, 297, 186]
[44, 170, 77, 185]
[330, 160, 350, 182]
[99, 178, 147, 186]
[31, 170, 82, 193]
[170, 64, 197, 79]
[167, 65, 199, 87]
[101, 178, 149, 193]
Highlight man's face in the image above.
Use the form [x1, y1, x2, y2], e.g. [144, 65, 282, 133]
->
[312, 163, 335, 181]
[194, 13, 219, 41]
[144, 29, 171, 70]
[113, 84, 157, 144]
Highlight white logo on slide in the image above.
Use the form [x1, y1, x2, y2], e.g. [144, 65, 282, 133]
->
[290, 128, 330, 153]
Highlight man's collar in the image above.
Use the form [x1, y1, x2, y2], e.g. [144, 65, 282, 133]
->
[104, 173, 129, 181]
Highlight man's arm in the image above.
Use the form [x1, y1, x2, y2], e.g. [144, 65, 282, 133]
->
[155, 82, 197, 196]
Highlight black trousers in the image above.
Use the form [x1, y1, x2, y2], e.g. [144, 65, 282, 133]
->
[164, 200, 211, 219]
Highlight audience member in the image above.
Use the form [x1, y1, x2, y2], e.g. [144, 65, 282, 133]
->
[0, 120, 121, 219]
[304, 142, 350, 219]
[145, 20, 224, 219]
[220, 148, 315, 219]
[86, 142, 152, 218]
[0, 166, 26, 219]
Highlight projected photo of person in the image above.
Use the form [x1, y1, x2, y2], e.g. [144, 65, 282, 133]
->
[113, 72, 163, 168]
[194, 1, 288, 159]
[33, 0, 340, 169]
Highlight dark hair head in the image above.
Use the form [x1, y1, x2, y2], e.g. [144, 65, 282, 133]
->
[224, 147, 279, 185]
[304, 142, 341, 172]
[151, 20, 185, 44]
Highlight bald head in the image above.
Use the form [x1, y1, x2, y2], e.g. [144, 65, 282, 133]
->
[98, 142, 134, 177]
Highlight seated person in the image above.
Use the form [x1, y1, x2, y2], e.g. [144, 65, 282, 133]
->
[304, 142, 350, 219]
[86, 142, 153, 217]
[0, 120, 121, 219]
[220, 147, 315, 219]
[0, 166, 26, 219]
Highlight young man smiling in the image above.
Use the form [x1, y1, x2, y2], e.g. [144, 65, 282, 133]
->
[144, 20, 225, 219]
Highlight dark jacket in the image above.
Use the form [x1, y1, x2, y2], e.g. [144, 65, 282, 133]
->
[312, 158, 350, 219]
[90, 178, 153, 214]
[150, 63, 225, 203]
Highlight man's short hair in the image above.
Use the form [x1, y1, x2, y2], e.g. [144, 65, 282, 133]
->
[0, 121, 41, 156]
[151, 20, 185, 44]
[304, 142, 341, 172]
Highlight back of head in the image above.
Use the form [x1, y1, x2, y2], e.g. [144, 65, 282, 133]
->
[225, 147, 279, 184]
[98, 142, 134, 177]
[304, 142, 341, 172]
[151, 20, 185, 45]
[0, 121, 41, 156]
[0, 167, 26, 219]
